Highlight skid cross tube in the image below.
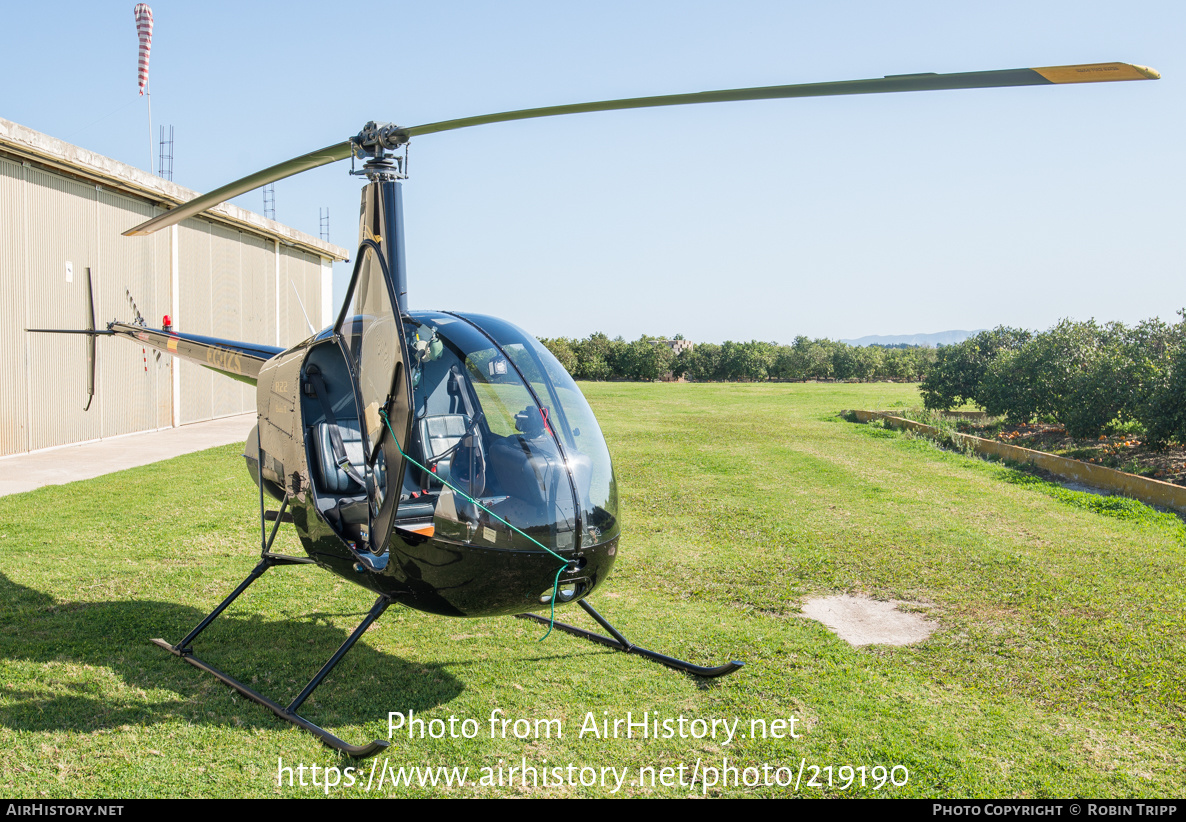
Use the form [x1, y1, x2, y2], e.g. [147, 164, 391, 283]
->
[516, 599, 744, 678]
[151, 556, 392, 758]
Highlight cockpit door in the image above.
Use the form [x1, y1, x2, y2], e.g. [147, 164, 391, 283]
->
[334, 240, 414, 555]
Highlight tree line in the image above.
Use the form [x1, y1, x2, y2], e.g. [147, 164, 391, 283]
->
[538, 334, 938, 383]
[920, 315, 1186, 445]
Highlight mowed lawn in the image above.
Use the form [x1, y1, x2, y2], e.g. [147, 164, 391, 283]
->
[0, 382, 1182, 798]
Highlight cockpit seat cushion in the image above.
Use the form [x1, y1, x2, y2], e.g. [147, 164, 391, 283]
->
[313, 418, 366, 494]
[417, 414, 470, 478]
[333, 497, 370, 526]
[422, 414, 470, 460]
[413, 413, 488, 497]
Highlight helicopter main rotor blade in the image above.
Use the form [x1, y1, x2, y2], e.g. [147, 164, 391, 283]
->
[123, 141, 351, 236]
[403, 62, 1159, 139]
[123, 62, 1157, 238]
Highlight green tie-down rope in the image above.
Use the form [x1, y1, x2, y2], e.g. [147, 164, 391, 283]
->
[379, 409, 570, 641]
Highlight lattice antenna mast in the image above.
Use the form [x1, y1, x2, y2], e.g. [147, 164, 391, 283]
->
[157, 125, 174, 181]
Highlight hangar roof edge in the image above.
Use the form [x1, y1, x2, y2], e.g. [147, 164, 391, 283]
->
[0, 117, 349, 262]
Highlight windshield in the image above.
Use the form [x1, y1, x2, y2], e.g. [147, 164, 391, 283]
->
[401, 312, 582, 554]
[455, 313, 619, 548]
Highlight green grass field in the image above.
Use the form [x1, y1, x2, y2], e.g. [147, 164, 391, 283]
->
[1, 382, 1182, 798]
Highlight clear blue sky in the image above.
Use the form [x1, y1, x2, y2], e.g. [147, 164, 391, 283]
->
[2, 1, 1181, 343]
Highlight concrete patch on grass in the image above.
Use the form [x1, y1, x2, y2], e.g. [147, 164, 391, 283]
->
[801, 595, 936, 646]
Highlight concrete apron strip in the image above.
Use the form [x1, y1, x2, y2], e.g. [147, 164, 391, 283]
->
[0, 414, 257, 497]
[846, 409, 1186, 515]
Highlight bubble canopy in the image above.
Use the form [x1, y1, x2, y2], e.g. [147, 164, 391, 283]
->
[401, 311, 619, 555]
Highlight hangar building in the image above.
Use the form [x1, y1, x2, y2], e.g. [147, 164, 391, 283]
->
[0, 117, 349, 458]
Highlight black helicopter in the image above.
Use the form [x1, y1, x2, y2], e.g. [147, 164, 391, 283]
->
[34, 61, 1158, 757]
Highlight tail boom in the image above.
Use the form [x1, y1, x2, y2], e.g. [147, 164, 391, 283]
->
[107, 322, 283, 386]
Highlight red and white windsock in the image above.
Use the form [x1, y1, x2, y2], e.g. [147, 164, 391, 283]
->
[134, 4, 153, 95]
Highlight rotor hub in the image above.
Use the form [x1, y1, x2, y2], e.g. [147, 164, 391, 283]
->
[353, 121, 409, 155]
[352, 121, 410, 181]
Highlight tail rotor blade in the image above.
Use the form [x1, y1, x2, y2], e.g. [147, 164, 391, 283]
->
[85, 267, 96, 412]
[25, 267, 110, 412]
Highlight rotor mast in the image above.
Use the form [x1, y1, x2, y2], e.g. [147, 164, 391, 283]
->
[353, 122, 411, 313]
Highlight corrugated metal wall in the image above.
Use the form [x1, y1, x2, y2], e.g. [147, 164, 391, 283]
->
[177, 219, 213, 426]
[96, 188, 172, 438]
[0, 157, 29, 457]
[174, 225, 323, 425]
[24, 168, 99, 452]
[280, 244, 323, 344]
[210, 223, 244, 420]
[0, 158, 328, 456]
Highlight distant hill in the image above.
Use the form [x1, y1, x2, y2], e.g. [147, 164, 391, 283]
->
[840, 330, 984, 348]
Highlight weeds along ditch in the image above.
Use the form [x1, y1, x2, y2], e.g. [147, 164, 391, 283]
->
[0, 381, 1182, 797]
[855, 409, 1186, 538]
[899, 407, 1186, 488]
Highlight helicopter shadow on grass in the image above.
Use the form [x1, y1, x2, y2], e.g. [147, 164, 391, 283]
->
[0, 571, 462, 737]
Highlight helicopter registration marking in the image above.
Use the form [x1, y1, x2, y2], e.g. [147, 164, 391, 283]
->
[206, 347, 244, 375]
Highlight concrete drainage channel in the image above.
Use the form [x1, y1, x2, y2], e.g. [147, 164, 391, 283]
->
[842, 409, 1186, 516]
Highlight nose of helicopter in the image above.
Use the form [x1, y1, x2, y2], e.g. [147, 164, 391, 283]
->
[380, 530, 618, 618]
[539, 575, 587, 605]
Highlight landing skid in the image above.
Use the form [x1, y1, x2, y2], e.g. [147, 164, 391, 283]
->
[151, 553, 392, 758]
[516, 599, 744, 678]
[151, 492, 393, 758]
[156, 485, 737, 756]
